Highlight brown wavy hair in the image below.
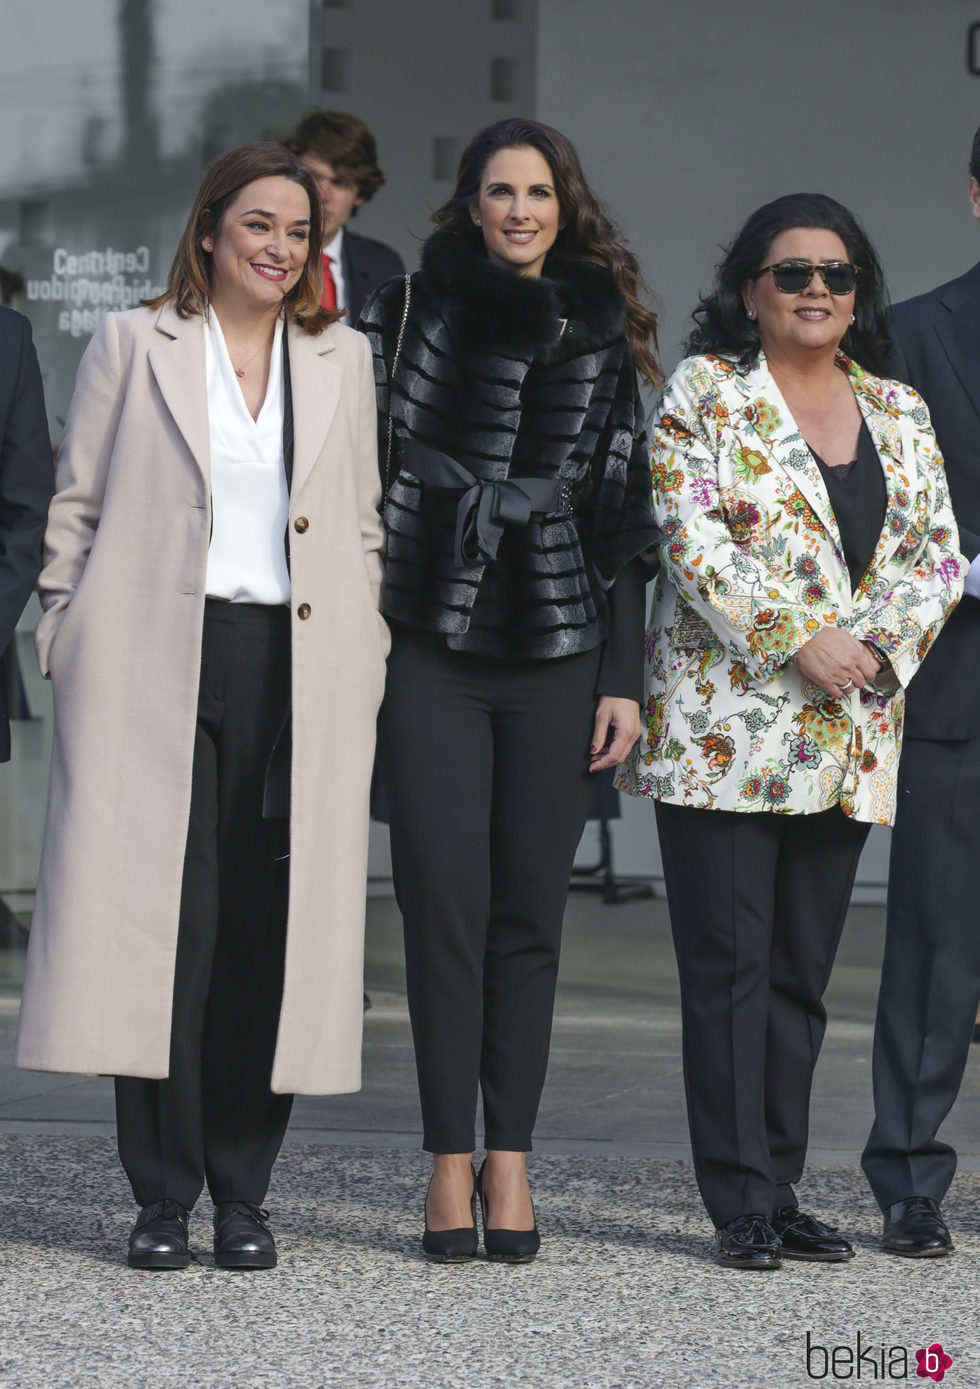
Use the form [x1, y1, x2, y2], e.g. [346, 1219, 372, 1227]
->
[432, 118, 660, 387]
[144, 142, 337, 334]
[280, 110, 386, 207]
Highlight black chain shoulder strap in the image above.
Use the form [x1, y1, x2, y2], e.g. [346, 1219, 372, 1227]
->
[383, 273, 412, 503]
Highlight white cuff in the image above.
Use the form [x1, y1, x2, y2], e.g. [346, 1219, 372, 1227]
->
[964, 552, 980, 600]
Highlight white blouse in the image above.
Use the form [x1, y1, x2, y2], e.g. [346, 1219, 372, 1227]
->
[203, 310, 290, 604]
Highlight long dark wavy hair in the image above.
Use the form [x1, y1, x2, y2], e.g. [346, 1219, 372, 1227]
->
[145, 143, 336, 334]
[431, 118, 661, 388]
[686, 193, 892, 377]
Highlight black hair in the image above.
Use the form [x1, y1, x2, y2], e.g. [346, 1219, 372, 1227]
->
[685, 192, 892, 377]
[970, 124, 980, 183]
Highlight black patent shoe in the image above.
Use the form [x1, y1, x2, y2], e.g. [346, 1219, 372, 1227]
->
[715, 1214, 782, 1269]
[771, 1206, 855, 1262]
[422, 1165, 479, 1263]
[882, 1197, 953, 1258]
[213, 1202, 277, 1269]
[476, 1159, 541, 1264]
[127, 1199, 191, 1270]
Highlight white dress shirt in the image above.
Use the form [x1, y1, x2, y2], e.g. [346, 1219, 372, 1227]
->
[203, 310, 290, 604]
[324, 226, 349, 324]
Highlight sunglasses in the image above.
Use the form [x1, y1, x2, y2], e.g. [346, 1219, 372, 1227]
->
[752, 260, 860, 295]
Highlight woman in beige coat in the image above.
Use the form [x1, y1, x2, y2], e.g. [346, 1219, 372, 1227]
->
[15, 143, 388, 1270]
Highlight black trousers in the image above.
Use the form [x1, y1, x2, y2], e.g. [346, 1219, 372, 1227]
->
[862, 735, 980, 1209]
[378, 626, 601, 1153]
[655, 800, 870, 1227]
[115, 601, 293, 1210]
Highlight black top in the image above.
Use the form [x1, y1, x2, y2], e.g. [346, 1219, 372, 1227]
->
[811, 421, 887, 592]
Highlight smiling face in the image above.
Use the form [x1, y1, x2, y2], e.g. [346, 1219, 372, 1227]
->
[742, 226, 856, 363]
[472, 145, 562, 278]
[205, 175, 312, 313]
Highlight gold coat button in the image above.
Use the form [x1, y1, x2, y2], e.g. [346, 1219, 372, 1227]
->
[294, 516, 309, 533]
[297, 603, 311, 620]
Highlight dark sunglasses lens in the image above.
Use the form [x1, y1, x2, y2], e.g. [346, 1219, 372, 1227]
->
[821, 263, 857, 294]
[770, 263, 811, 293]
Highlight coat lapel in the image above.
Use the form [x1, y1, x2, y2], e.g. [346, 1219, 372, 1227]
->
[146, 304, 210, 488]
[286, 319, 341, 499]
[935, 271, 980, 429]
[850, 363, 927, 581]
[732, 355, 842, 552]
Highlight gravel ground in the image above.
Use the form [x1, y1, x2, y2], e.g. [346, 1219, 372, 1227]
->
[0, 1137, 976, 1388]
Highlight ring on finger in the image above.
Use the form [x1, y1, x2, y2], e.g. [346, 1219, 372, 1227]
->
[840, 678, 854, 693]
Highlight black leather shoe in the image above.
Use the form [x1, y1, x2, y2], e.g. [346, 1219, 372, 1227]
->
[127, 1199, 190, 1270]
[771, 1206, 855, 1262]
[213, 1202, 277, 1269]
[715, 1214, 782, 1269]
[476, 1159, 541, 1263]
[882, 1197, 953, 1258]
[422, 1166, 479, 1264]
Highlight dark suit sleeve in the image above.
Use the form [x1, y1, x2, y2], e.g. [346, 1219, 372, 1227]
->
[0, 315, 54, 649]
[596, 558, 648, 700]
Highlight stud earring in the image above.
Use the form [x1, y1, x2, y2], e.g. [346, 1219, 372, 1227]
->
[850, 313, 855, 323]
[473, 218, 481, 226]
[746, 307, 755, 320]
[203, 239, 213, 252]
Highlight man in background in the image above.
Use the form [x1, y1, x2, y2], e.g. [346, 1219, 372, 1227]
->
[861, 127, 980, 1258]
[0, 306, 53, 762]
[282, 110, 405, 322]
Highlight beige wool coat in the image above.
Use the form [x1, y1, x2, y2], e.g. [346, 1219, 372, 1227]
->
[14, 303, 388, 1095]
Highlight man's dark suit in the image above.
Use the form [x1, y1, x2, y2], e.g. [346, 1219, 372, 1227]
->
[862, 263, 980, 1210]
[342, 230, 404, 325]
[0, 307, 53, 762]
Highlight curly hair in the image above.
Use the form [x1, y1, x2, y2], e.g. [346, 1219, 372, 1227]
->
[686, 192, 893, 378]
[280, 110, 386, 208]
[144, 142, 334, 334]
[431, 118, 661, 388]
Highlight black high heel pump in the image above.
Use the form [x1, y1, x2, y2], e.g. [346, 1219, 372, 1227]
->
[476, 1158, 541, 1263]
[422, 1165, 479, 1263]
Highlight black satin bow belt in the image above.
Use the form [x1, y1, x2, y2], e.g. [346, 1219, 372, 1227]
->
[403, 439, 575, 569]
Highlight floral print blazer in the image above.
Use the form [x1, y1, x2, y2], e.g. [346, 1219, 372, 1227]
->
[616, 352, 965, 824]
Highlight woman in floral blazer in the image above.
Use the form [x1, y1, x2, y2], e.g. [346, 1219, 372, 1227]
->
[618, 193, 964, 1271]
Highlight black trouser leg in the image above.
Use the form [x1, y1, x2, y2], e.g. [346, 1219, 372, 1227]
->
[862, 736, 980, 1209]
[379, 628, 598, 1154]
[379, 633, 493, 1153]
[115, 603, 292, 1210]
[480, 660, 599, 1150]
[655, 801, 867, 1227]
[765, 809, 869, 1206]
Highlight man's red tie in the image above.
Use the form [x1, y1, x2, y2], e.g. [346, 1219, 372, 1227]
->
[321, 254, 337, 310]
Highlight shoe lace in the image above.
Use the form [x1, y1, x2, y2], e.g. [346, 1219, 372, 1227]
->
[137, 1199, 186, 1226]
[219, 1202, 270, 1225]
[901, 1197, 940, 1219]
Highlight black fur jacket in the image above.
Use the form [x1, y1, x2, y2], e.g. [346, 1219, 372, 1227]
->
[359, 226, 660, 664]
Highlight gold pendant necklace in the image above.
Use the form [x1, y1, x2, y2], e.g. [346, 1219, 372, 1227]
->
[231, 334, 273, 379]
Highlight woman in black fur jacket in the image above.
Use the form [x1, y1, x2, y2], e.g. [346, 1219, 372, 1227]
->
[360, 118, 660, 1263]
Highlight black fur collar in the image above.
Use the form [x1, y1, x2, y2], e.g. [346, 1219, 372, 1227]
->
[419, 225, 626, 360]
